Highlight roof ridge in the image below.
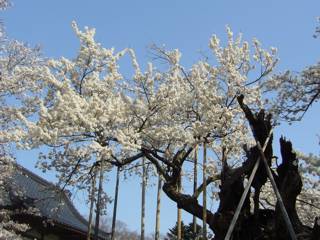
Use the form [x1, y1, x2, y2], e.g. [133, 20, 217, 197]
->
[14, 164, 90, 230]
[10, 164, 110, 239]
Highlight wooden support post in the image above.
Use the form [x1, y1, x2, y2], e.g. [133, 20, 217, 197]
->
[94, 160, 104, 240]
[224, 128, 273, 240]
[193, 145, 198, 239]
[111, 166, 120, 240]
[255, 141, 297, 240]
[87, 168, 97, 240]
[155, 175, 162, 240]
[141, 158, 146, 240]
[202, 142, 207, 240]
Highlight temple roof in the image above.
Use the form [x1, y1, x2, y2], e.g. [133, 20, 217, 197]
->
[9, 165, 109, 239]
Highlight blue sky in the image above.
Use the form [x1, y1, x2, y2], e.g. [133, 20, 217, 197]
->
[2, 0, 320, 236]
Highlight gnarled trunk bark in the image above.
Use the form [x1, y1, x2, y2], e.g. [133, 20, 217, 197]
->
[150, 96, 318, 240]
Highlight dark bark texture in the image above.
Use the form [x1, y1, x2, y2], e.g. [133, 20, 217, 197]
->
[154, 96, 319, 240]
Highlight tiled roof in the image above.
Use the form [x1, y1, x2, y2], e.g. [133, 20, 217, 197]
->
[9, 165, 109, 239]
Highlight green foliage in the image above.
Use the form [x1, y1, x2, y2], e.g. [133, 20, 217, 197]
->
[165, 221, 211, 240]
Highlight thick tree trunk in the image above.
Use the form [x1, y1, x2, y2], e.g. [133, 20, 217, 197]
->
[111, 166, 120, 240]
[158, 97, 319, 240]
[274, 137, 303, 239]
[177, 174, 182, 240]
[311, 217, 320, 240]
[162, 181, 216, 232]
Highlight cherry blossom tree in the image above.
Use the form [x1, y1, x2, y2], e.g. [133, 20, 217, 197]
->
[0, 1, 43, 239]
[268, 65, 320, 122]
[4, 16, 319, 240]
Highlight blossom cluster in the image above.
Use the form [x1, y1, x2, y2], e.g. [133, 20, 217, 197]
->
[2, 23, 281, 188]
[1, 16, 319, 237]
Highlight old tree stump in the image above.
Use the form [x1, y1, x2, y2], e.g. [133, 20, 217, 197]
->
[208, 96, 320, 240]
[157, 95, 319, 240]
